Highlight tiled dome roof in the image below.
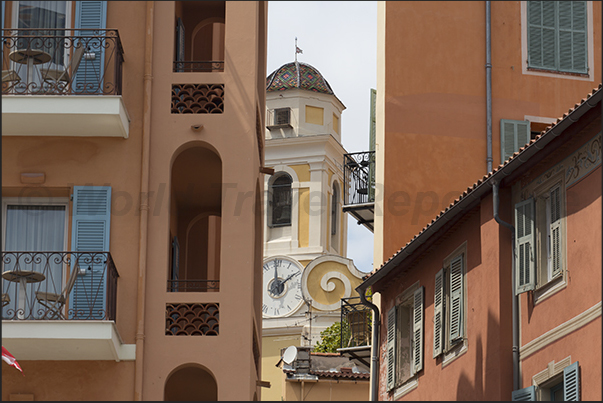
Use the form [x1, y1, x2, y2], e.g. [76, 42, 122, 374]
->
[266, 61, 334, 94]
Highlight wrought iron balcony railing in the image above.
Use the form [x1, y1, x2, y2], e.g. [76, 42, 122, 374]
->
[340, 296, 372, 349]
[2, 29, 124, 95]
[344, 151, 375, 206]
[173, 60, 224, 73]
[1, 251, 119, 321]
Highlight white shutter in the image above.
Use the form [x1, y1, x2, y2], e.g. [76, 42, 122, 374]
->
[549, 185, 562, 278]
[386, 306, 397, 391]
[411, 286, 424, 374]
[501, 119, 530, 162]
[515, 198, 536, 295]
[563, 361, 580, 401]
[448, 255, 464, 342]
[433, 269, 444, 358]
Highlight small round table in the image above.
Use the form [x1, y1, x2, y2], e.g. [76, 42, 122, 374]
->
[9, 49, 52, 89]
[2, 270, 46, 319]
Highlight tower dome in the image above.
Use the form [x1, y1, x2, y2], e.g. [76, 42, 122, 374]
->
[266, 61, 335, 95]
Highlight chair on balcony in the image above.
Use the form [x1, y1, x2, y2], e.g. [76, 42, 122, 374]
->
[41, 43, 85, 92]
[2, 293, 10, 308]
[2, 69, 21, 91]
[35, 264, 79, 320]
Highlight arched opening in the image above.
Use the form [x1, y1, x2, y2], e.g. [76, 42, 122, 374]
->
[164, 364, 218, 401]
[169, 145, 222, 292]
[191, 19, 225, 67]
[269, 172, 292, 227]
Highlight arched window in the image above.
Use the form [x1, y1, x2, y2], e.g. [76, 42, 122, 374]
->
[270, 173, 292, 227]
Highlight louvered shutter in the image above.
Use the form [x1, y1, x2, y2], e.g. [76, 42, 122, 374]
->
[527, 1, 556, 70]
[433, 268, 444, 358]
[559, 2, 587, 74]
[515, 198, 536, 295]
[549, 185, 562, 278]
[411, 286, 424, 374]
[70, 186, 111, 319]
[368, 88, 376, 202]
[511, 385, 536, 401]
[563, 361, 580, 401]
[501, 120, 530, 162]
[386, 306, 397, 391]
[74, 1, 107, 94]
[448, 255, 463, 342]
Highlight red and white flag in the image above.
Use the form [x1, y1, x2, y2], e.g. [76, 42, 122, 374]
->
[2, 346, 23, 374]
[296, 46, 303, 54]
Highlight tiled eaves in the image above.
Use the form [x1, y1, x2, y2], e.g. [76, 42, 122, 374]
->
[358, 84, 602, 289]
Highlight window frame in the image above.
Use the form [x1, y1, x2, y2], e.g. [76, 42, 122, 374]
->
[433, 243, 468, 363]
[386, 282, 424, 393]
[526, 1, 589, 75]
[515, 170, 567, 302]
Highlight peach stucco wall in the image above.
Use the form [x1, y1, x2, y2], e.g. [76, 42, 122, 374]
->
[380, 1, 602, 259]
[2, 1, 267, 401]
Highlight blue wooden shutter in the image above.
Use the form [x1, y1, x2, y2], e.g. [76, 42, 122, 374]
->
[74, 1, 107, 94]
[386, 306, 396, 391]
[411, 286, 424, 375]
[559, 2, 588, 74]
[563, 361, 580, 401]
[515, 198, 536, 295]
[527, 1, 557, 71]
[501, 119, 530, 162]
[512, 385, 536, 401]
[70, 186, 111, 319]
[448, 255, 464, 342]
[433, 268, 444, 358]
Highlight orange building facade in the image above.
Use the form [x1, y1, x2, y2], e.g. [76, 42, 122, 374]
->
[360, 85, 601, 400]
[374, 1, 602, 265]
[2, 1, 267, 400]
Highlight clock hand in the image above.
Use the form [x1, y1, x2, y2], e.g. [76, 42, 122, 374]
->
[281, 272, 300, 286]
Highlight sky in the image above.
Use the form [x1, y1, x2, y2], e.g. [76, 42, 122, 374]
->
[266, 1, 377, 273]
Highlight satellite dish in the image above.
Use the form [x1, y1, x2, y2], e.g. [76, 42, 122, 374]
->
[282, 345, 298, 365]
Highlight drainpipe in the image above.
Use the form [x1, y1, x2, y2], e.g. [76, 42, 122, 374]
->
[358, 287, 380, 401]
[486, 1, 493, 173]
[134, 1, 154, 400]
[492, 180, 519, 391]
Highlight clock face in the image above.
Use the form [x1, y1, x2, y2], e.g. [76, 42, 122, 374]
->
[263, 256, 304, 318]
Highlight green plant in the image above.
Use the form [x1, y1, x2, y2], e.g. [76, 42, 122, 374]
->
[314, 321, 344, 353]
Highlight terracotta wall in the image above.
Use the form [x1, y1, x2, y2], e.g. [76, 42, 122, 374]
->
[379, 1, 602, 259]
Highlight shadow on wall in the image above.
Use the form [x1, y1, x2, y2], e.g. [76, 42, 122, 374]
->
[455, 309, 506, 400]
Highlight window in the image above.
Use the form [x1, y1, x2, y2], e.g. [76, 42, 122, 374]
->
[433, 250, 466, 358]
[527, 1, 588, 74]
[501, 119, 530, 162]
[274, 108, 290, 126]
[269, 173, 292, 227]
[512, 361, 580, 401]
[386, 284, 423, 392]
[514, 172, 565, 296]
[331, 183, 338, 236]
[305, 105, 324, 125]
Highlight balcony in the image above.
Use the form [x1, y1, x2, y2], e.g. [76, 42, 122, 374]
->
[1, 29, 129, 138]
[337, 296, 372, 368]
[343, 151, 375, 232]
[1, 251, 135, 362]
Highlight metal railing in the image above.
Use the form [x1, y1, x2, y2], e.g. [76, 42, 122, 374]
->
[167, 279, 220, 292]
[340, 296, 372, 349]
[343, 151, 375, 206]
[173, 60, 224, 73]
[1, 251, 119, 321]
[2, 29, 124, 95]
